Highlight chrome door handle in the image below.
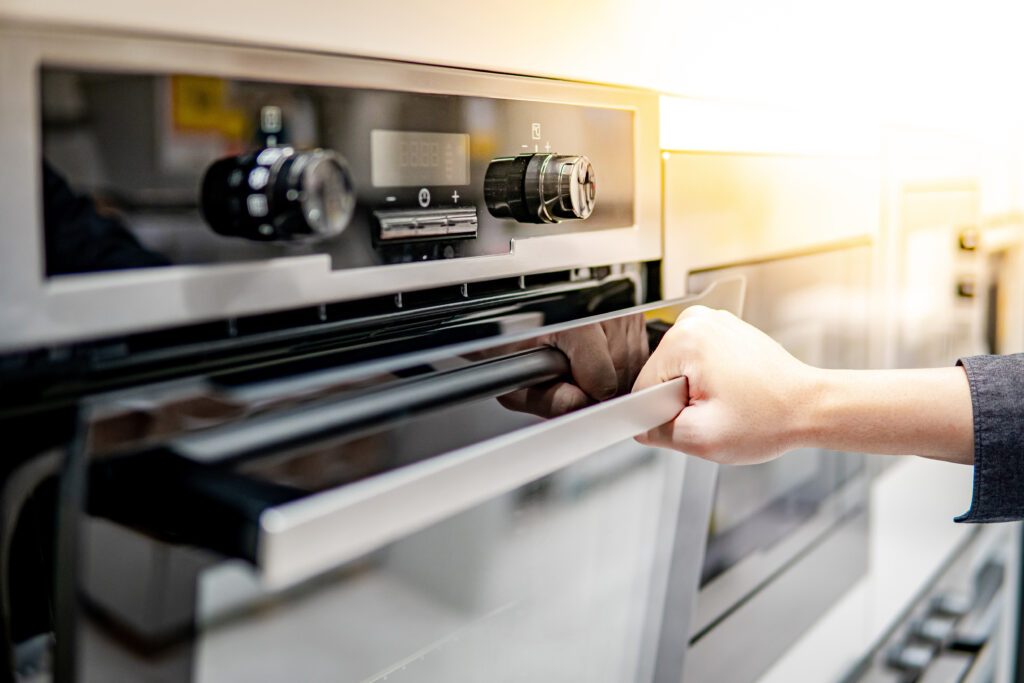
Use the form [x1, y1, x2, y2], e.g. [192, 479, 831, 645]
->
[257, 376, 689, 588]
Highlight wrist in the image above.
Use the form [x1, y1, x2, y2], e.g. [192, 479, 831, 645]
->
[783, 365, 834, 452]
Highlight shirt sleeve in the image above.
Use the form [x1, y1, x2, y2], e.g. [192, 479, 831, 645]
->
[955, 353, 1024, 523]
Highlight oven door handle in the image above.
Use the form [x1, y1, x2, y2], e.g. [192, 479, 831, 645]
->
[256, 376, 688, 588]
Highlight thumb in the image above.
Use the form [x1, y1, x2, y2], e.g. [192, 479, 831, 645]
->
[635, 400, 715, 457]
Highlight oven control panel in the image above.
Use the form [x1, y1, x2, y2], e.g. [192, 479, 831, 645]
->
[40, 69, 634, 275]
[1, 28, 659, 351]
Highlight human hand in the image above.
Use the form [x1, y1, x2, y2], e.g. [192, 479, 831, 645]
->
[631, 306, 815, 464]
[497, 313, 650, 418]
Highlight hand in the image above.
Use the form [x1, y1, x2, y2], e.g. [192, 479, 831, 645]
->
[631, 305, 815, 464]
[497, 313, 650, 418]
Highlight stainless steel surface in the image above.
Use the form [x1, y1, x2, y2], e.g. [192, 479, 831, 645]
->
[648, 456, 717, 683]
[0, 25, 660, 351]
[692, 473, 869, 637]
[847, 524, 1019, 683]
[686, 507, 869, 683]
[894, 187, 988, 368]
[661, 151, 878, 298]
[684, 245, 872, 683]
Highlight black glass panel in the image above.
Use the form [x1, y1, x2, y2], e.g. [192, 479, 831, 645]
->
[40, 69, 634, 276]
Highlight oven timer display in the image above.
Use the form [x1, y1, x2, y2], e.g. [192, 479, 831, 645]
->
[371, 130, 470, 187]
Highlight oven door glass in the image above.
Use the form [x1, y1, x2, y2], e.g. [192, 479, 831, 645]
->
[71, 279, 743, 683]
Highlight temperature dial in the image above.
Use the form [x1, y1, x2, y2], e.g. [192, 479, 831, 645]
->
[201, 147, 355, 241]
[484, 153, 596, 224]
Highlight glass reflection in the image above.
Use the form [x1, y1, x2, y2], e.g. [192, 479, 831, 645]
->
[476, 312, 651, 418]
[688, 247, 871, 589]
[43, 160, 170, 275]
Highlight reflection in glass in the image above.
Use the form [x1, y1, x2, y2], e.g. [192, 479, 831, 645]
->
[688, 246, 872, 587]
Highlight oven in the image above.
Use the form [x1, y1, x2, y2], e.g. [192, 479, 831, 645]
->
[0, 23, 747, 683]
[660, 140, 879, 682]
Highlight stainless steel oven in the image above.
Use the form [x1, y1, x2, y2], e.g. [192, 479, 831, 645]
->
[656, 138, 879, 682]
[0, 23, 751, 683]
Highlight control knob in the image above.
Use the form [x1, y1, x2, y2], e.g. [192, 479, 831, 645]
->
[201, 147, 356, 241]
[484, 153, 596, 224]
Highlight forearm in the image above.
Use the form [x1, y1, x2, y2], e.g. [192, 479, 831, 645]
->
[792, 367, 974, 465]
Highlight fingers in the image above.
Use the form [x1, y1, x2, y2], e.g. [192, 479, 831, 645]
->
[624, 314, 650, 391]
[635, 395, 703, 454]
[550, 325, 618, 401]
[632, 305, 723, 393]
[634, 397, 731, 463]
[494, 311, 693, 419]
[497, 381, 594, 418]
[631, 351, 666, 394]
[599, 315, 648, 396]
[602, 318, 632, 395]
[633, 331, 686, 393]
[632, 305, 807, 465]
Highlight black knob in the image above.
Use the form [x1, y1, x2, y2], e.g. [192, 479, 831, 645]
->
[201, 147, 355, 241]
[484, 153, 596, 224]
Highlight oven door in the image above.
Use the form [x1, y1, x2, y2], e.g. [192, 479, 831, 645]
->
[682, 246, 873, 683]
[65, 278, 743, 683]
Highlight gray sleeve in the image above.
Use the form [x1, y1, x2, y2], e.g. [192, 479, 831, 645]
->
[955, 353, 1024, 523]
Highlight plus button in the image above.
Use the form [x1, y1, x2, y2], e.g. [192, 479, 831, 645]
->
[451, 190, 460, 203]
[544, 141, 551, 152]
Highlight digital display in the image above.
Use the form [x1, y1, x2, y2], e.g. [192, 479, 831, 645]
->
[371, 130, 470, 187]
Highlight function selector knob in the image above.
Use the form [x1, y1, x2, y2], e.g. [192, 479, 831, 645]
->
[201, 147, 356, 241]
[484, 153, 596, 224]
